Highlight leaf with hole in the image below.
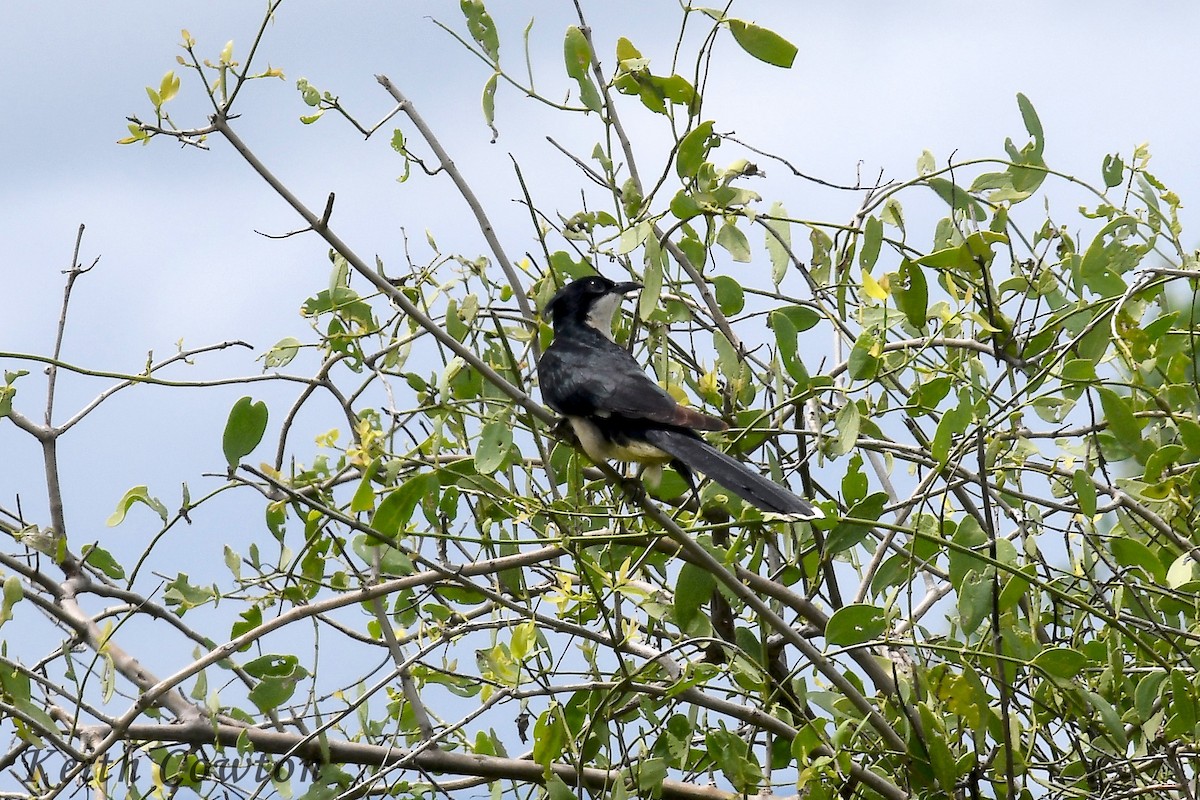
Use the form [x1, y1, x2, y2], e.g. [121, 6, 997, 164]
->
[825, 603, 887, 646]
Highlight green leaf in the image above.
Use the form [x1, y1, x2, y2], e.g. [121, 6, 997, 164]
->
[909, 375, 951, 417]
[768, 310, 804, 383]
[0, 575, 22, 627]
[106, 486, 169, 526]
[222, 396, 269, 468]
[482, 71, 498, 133]
[830, 402, 860, 458]
[891, 259, 928, 329]
[1072, 468, 1097, 517]
[0, 664, 58, 738]
[957, 568, 992, 635]
[847, 331, 879, 381]
[1032, 647, 1087, 680]
[231, 606, 263, 647]
[1015, 92, 1043, 155]
[0, 370, 28, 418]
[350, 458, 381, 513]
[825, 603, 887, 646]
[932, 390, 973, 466]
[249, 675, 300, 713]
[1111, 537, 1165, 583]
[545, 775, 574, 800]
[460, 0, 499, 63]
[563, 26, 601, 112]
[918, 704, 959, 793]
[1096, 386, 1145, 455]
[764, 201, 791, 284]
[669, 190, 702, 221]
[859, 216, 882, 270]
[727, 19, 798, 68]
[825, 492, 886, 554]
[1102, 153, 1125, 189]
[674, 562, 715, 632]
[163, 573, 216, 613]
[1134, 671, 1168, 722]
[532, 706, 567, 768]
[1085, 690, 1127, 749]
[81, 545, 126, 580]
[372, 472, 439, 538]
[926, 177, 985, 221]
[1078, 214, 1138, 296]
[716, 221, 751, 262]
[712, 276, 745, 315]
[475, 420, 513, 474]
[773, 304, 820, 333]
[263, 337, 302, 369]
[676, 120, 715, 180]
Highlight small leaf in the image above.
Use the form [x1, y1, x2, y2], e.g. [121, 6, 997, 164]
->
[532, 706, 568, 768]
[158, 71, 180, 103]
[1111, 537, 1166, 583]
[768, 311, 804, 383]
[1072, 468, 1097, 517]
[847, 331, 880, 380]
[0, 575, 22, 627]
[825, 604, 887, 646]
[460, 0, 500, 63]
[263, 337, 302, 369]
[918, 703, 958, 793]
[482, 71, 499, 135]
[350, 459, 381, 513]
[726, 19, 798, 68]
[764, 201, 791, 284]
[831, 402, 860, 457]
[891, 259, 928, 329]
[712, 276, 745, 315]
[676, 120, 715, 179]
[1015, 92, 1043, 155]
[1085, 690, 1127, 749]
[926, 177, 985, 221]
[1102, 153, 1125, 189]
[715, 221, 751, 262]
[475, 421, 513, 475]
[1032, 647, 1087, 680]
[1096, 386, 1144, 452]
[222, 397, 269, 468]
[858, 215, 883, 269]
[81, 545, 126, 580]
[957, 569, 992, 635]
[674, 562, 715, 632]
[372, 472, 439, 539]
[563, 26, 601, 112]
[107, 486, 169, 526]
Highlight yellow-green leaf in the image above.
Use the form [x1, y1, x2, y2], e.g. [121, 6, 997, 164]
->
[727, 19, 797, 68]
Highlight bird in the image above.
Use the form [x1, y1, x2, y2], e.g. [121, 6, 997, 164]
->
[537, 274, 818, 518]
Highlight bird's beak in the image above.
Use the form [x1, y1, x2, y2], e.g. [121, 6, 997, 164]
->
[614, 281, 643, 296]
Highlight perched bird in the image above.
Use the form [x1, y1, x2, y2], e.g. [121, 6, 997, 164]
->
[537, 274, 817, 518]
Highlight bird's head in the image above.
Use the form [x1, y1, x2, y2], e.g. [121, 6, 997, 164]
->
[544, 275, 642, 339]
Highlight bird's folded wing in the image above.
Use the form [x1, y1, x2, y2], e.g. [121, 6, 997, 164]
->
[542, 339, 723, 430]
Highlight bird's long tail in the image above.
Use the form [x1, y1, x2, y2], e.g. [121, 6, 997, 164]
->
[642, 428, 817, 518]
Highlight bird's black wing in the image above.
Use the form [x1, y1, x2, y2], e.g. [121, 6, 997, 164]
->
[540, 335, 717, 429]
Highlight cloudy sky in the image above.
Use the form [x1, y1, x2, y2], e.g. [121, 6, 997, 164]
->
[3, 1, 1197, 584]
